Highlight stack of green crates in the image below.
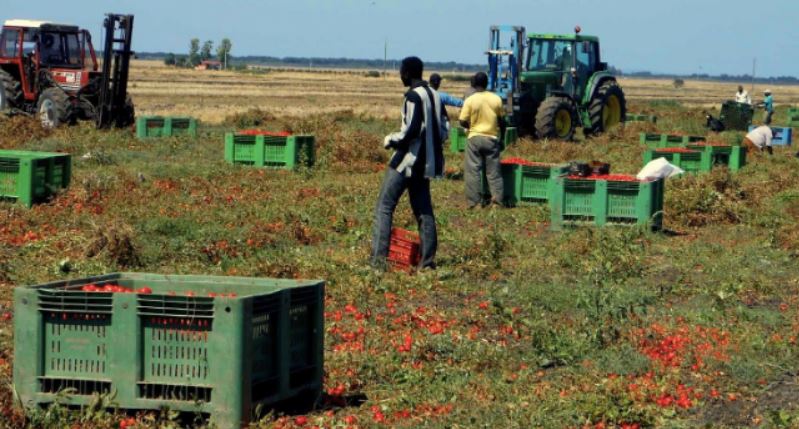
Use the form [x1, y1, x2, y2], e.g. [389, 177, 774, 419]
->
[0, 150, 71, 207]
[14, 273, 324, 429]
[481, 160, 569, 206]
[719, 101, 754, 131]
[224, 133, 315, 170]
[550, 176, 664, 230]
[639, 133, 706, 148]
[625, 113, 658, 124]
[643, 148, 709, 174]
[449, 127, 517, 153]
[686, 143, 747, 172]
[136, 116, 198, 139]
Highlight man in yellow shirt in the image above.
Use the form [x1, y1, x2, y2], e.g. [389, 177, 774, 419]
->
[458, 72, 506, 207]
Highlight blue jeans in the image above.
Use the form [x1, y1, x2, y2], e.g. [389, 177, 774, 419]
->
[371, 168, 437, 269]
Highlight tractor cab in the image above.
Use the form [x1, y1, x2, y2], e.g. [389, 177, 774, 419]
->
[525, 33, 601, 100]
[0, 20, 98, 102]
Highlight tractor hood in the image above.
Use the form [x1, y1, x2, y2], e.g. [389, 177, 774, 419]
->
[520, 71, 560, 85]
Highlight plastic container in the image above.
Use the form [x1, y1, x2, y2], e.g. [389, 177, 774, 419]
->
[643, 148, 708, 174]
[550, 175, 664, 230]
[0, 150, 71, 207]
[481, 159, 569, 206]
[14, 273, 324, 429]
[639, 133, 706, 148]
[136, 116, 198, 138]
[225, 133, 315, 170]
[388, 228, 421, 269]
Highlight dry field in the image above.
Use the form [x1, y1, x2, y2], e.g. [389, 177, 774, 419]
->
[2, 60, 799, 428]
[128, 60, 799, 122]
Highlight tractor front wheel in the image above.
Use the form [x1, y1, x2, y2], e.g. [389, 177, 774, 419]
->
[535, 96, 578, 140]
[588, 81, 626, 134]
[0, 70, 22, 111]
[37, 88, 69, 130]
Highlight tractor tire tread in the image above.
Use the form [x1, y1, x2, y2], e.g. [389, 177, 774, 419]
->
[587, 80, 627, 135]
[38, 87, 69, 129]
[0, 69, 23, 110]
[535, 96, 577, 141]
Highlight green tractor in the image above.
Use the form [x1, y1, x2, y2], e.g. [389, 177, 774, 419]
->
[488, 25, 626, 140]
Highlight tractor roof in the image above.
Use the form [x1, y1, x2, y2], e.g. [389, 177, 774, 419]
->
[4, 19, 79, 32]
[528, 33, 599, 43]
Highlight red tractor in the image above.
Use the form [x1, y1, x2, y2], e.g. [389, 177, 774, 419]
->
[0, 14, 135, 129]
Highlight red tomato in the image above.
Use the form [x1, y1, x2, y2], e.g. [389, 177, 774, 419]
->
[137, 287, 153, 295]
[185, 291, 195, 297]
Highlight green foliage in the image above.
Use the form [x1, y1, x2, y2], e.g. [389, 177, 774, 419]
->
[216, 38, 233, 68]
[200, 40, 214, 61]
[188, 38, 201, 67]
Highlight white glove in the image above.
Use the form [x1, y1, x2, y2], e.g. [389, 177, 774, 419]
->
[383, 135, 393, 149]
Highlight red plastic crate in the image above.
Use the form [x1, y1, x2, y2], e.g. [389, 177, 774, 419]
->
[388, 228, 421, 268]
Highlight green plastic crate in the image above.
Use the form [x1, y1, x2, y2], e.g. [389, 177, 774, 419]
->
[550, 176, 664, 230]
[14, 273, 324, 429]
[449, 127, 468, 153]
[136, 116, 198, 139]
[788, 107, 799, 116]
[643, 149, 710, 174]
[625, 113, 658, 124]
[0, 150, 71, 207]
[224, 133, 315, 170]
[481, 161, 569, 206]
[449, 127, 516, 153]
[686, 143, 747, 172]
[788, 114, 799, 127]
[639, 133, 706, 148]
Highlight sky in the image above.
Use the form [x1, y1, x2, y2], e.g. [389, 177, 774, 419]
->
[3, 0, 798, 77]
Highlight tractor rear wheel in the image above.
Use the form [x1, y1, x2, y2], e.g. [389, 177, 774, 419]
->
[588, 81, 626, 134]
[535, 96, 578, 140]
[37, 88, 69, 130]
[0, 70, 22, 111]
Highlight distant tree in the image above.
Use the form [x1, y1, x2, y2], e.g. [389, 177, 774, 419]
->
[673, 78, 685, 89]
[163, 53, 176, 66]
[189, 38, 201, 67]
[201, 40, 214, 61]
[217, 38, 233, 69]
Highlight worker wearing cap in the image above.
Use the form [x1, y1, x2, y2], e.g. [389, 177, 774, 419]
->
[759, 89, 774, 124]
[743, 125, 775, 155]
[459, 72, 505, 208]
[429, 73, 463, 108]
[735, 85, 751, 105]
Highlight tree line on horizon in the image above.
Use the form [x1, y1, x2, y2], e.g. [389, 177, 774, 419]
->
[150, 49, 799, 83]
[163, 38, 233, 69]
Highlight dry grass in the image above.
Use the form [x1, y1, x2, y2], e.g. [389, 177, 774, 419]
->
[128, 60, 799, 123]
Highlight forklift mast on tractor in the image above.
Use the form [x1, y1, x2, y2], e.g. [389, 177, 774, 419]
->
[487, 25, 626, 140]
[0, 13, 135, 130]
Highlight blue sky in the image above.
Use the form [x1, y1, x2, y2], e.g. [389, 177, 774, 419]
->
[3, 0, 797, 77]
